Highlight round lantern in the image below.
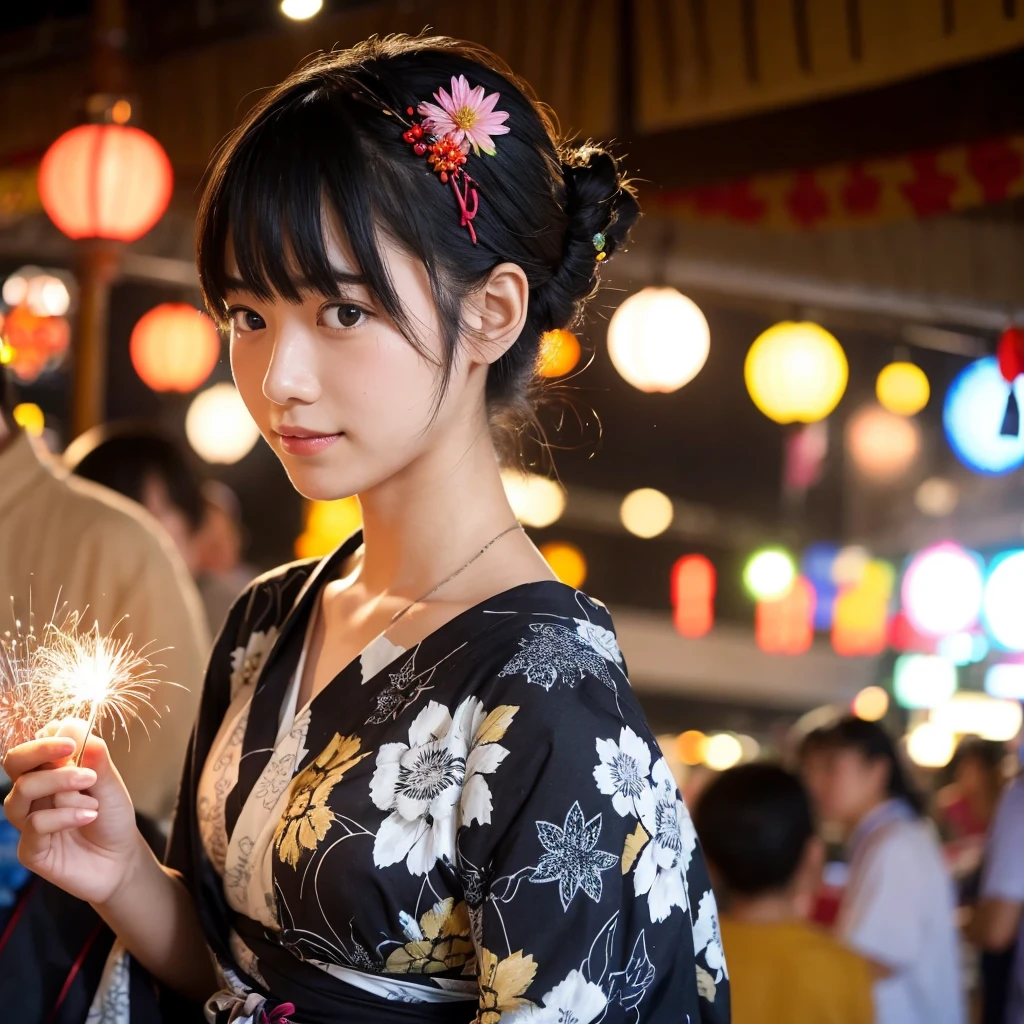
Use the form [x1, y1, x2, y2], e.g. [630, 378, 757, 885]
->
[607, 287, 710, 393]
[902, 542, 984, 638]
[996, 326, 1024, 436]
[130, 303, 221, 393]
[185, 383, 261, 464]
[943, 357, 1024, 475]
[876, 361, 930, 416]
[745, 321, 848, 424]
[537, 330, 581, 378]
[845, 405, 921, 481]
[38, 124, 173, 242]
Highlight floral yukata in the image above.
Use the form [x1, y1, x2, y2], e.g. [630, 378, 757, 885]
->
[88, 534, 729, 1024]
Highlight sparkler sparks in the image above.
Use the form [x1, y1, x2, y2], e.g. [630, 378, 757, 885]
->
[0, 599, 166, 763]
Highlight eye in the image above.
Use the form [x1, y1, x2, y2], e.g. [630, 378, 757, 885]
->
[227, 306, 266, 333]
[319, 303, 368, 330]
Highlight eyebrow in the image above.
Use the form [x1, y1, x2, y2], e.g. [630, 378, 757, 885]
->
[222, 269, 368, 292]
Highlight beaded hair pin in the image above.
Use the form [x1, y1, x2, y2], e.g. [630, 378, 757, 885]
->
[394, 75, 510, 245]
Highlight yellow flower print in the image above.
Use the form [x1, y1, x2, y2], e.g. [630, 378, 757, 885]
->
[275, 733, 370, 868]
[385, 898, 474, 974]
[474, 947, 538, 1024]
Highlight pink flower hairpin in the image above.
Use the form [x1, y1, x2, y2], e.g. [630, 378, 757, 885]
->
[398, 75, 510, 244]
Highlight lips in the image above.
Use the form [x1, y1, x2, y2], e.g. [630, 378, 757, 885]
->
[274, 427, 343, 457]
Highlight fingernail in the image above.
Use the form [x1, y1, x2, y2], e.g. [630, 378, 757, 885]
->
[72, 769, 96, 786]
[75, 809, 98, 823]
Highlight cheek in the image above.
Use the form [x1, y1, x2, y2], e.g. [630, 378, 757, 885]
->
[230, 335, 272, 421]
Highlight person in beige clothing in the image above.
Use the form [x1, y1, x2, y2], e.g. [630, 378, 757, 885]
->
[0, 401, 210, 821]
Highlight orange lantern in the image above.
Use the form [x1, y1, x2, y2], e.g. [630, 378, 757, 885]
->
[0, 305, 71, 383]
[130, 304, 220, 393]
[671, 555, 715, 638]
[756, 576, 815, 654]
[832, 560, 895, 657]
[537, 329, 581, 378]
[38, 124, 173, 242]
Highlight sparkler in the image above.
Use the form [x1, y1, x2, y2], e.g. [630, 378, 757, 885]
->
[0, 598, 166, 765]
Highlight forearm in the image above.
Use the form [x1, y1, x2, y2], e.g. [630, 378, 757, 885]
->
[93, 834, 218, 1004]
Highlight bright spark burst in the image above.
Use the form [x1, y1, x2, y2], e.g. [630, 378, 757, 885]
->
[0, 599, 166, 762]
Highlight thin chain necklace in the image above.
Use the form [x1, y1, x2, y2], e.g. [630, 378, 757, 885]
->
[387, 522, 523, 628]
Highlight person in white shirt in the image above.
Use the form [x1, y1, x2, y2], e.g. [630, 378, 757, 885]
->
[810, 715, 964, 1024]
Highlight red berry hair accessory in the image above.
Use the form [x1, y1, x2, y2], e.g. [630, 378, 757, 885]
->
[997, 325, 1024, 436]
[396, 75, 510, 244]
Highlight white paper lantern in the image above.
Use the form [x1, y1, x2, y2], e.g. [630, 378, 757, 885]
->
[186, 383, 261, 464]
[608, 287, 710, 393]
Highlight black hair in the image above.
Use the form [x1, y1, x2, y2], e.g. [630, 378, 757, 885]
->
[816, 715, 925, 816]
[950, 737, 1006, 776]
[196, 33, 639, 466]
[64, 422, 206, 531]
[693, 763, 814, 898]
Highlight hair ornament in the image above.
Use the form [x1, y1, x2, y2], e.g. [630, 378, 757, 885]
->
[592, 232, 607, 261]
[396, 75, 510, 244]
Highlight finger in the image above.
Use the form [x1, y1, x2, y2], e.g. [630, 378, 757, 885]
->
[3, 767, 97, 828]
[23, 806, 97, 837]
[2, 737, 77, 781]
[51, 791, 100, 812]
[35, 721, 60, 740]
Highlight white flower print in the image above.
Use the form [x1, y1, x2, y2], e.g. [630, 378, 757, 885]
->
[530, 802, 619, 910]
[633, 758, 695, 923]
[229, 627, 279, 699]
[593, 726, 652, 817]
[359, 634, 405, 684]
[574, 619, 623, 664]
[498, 623, 615, 693]
[692, 889, 728, 983]
[507, 968, 607, 1024]
[371, 698, 507, 875]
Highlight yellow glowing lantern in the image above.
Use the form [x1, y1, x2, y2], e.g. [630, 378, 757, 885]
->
[607, 287, 710, 393]
[876, 361, 930, 417]
[295, 496, 363, 559]
[12, 402, 45, 437]
[745, 321, 848, 424]
[539, 541, 587, 588]
[620, 488, 674, 539]
[537, 330, 581, 378]
[846, 405, 921, 482]
[832, 559, 895, 657]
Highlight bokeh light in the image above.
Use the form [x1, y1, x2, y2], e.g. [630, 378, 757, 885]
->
[983, 551, 1024, 651]
[675, 730, 707, 766]
[831, 559, 894, 657]
[846, 405, 921, 481]
[295, 497, 362, 559]
[943, 357, 1024, 475]
[671, 555, 715, 638]
[12, 402, 44, 437]
[985, 663, 1024, 701]
[607, 287, 710, 393]
[744, 321, 848, 425]
[755, 577, 815, 655]
[703, 733, 743, 771]
[893, 654, 957, 709]
[743, 548, 796, 601]
[906, 722, 956, 768]
[901, 542, 984, 637]
[832, 545, 870, 588]
[501, 471, 566, 528]
[537, 329, 581, 378]
[931, 692, 1023, 742]
[620, 488, 674, 539]
[539, 542, 587, 588]
[852, 685, 889, 721]
[130, 304, 220, 393]
[280, 0, 323, 18]
[185, 383, 261, 464]
[915, 477, 959, 517]
[801, 543, 839, 630]
[876, 361, 930, 416]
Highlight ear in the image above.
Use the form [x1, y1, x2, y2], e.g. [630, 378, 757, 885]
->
[461, 262, 530, 366]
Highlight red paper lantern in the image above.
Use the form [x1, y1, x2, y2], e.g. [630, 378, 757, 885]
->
[38, 124, 173, 242]
[671, 555, 715, 638]
[756, 576, 815, 655]
[130, 304, 220, 393]
[997, 326, 1024, 436]
[0, 305, 71, 383]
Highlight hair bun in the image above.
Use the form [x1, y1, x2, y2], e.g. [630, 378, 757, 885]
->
[533, 145, 639, 334]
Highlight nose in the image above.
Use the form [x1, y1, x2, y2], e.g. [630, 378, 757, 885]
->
[262, 322, 322, 406]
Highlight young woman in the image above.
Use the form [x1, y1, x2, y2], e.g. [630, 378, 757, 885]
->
[811, 716, 963, 1024]
[2, 35, 728, 1024]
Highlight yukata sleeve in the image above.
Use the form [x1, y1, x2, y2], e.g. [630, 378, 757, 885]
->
[453, 629, 729, 1024]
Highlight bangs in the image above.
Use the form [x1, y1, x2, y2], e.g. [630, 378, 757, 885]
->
[197, 83, 414, 343]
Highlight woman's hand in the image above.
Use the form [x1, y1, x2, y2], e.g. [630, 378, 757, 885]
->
[2, 719, 146, 906]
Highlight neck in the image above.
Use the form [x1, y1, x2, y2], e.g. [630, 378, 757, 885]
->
[0, 412, 14, 454]
[355, 414, 520, 599]
[725, 891, 802, 925]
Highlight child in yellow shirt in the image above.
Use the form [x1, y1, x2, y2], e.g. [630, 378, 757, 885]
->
[694, 762, 874, 1024]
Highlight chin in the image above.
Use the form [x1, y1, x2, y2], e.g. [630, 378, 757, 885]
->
[275, 449, 390, 505]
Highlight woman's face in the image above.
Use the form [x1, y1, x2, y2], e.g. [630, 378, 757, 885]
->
[811, 747, 888, 829]
[226, 222, 482, 502]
